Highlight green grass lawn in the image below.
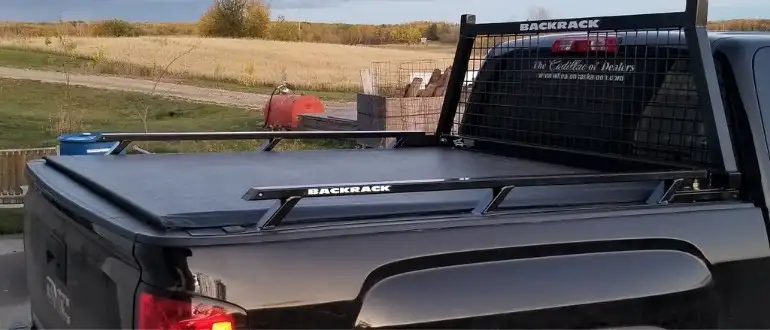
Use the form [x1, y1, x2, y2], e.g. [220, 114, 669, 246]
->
[0, 78, 350, 152]
[0, 208, 24, 235]
[0, 46, 88, 72]
[0, 47, 356, 102]
[0, 78, 352, 235]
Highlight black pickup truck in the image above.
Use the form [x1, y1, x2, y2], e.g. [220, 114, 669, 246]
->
[21, 1, 770, 329]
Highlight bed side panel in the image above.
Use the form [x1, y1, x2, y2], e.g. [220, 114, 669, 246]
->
[132, 204, 770, 328]
[355, 250, 715, 328]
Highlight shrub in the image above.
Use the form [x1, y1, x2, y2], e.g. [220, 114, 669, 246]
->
[438, 25, 459, 44]
[92, 19, 139, 37]
[199, 0, 270, 38]
[199, 0, 248, 37]
[269, 16, 300, 41]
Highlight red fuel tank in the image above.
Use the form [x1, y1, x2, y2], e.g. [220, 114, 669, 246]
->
[263, 94, 325, 130]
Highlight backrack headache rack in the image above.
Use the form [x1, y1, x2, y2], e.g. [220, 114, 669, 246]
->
[435, 0, 738, 177]
[89, 0, 742, 231]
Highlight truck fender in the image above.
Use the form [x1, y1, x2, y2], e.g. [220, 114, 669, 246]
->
[355, 249, 712, 328]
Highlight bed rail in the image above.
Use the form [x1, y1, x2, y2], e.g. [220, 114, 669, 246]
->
[97, 130, 427, 155]
[242, 169, 725, 230]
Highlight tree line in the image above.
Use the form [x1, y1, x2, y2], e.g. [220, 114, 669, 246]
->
[195, 0, 458, 44]
[0, 0, 768, 46]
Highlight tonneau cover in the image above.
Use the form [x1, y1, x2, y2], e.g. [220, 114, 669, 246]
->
[37, 148, 656, 230]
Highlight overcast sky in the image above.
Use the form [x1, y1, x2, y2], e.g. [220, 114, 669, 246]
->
[1, 0, 768, 24]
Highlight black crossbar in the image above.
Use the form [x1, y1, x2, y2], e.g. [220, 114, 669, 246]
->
[97, 130, 426, 154]
[98, 130, 425, 142]
[243, 170, 708, 230]
[459, 0, 707, 38]
[463, 12, 688, 37]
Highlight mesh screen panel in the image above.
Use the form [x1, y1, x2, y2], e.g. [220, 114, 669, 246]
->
[454, 28, 711, 167]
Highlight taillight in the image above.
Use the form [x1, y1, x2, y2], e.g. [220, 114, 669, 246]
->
[552, 36, 618, 53]
[137, 292, 245, 330]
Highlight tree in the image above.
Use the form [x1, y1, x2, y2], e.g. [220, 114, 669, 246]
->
[528, 6, 552, 21]
[198, 0, 270, 38]
[344, 25, 365, 44]
[438, 25, 459, 44]
[270, 16, 300, 41]
[199, 0, 247, 37]
[243, 0, 271, 38]
[92, 19, 138, 37]
[425, 23, 439, 40]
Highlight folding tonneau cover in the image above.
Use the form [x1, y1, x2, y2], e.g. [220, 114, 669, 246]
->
[29, 0, 740, 231]
[36, 146, 703, 230]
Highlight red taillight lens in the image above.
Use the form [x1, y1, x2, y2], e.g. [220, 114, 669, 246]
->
[552, 36, 618, 53]
[138, 292, 240, 330]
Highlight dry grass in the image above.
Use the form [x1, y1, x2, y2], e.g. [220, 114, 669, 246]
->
[0, 36, 454, 92]
[374, 43, 457, 54]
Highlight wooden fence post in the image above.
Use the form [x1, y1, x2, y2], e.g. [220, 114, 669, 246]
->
[0, 147, 58, 204]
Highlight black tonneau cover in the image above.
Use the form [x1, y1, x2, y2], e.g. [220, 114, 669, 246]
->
[40, 148, 660, 230]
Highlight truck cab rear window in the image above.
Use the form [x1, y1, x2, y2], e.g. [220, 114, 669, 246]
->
[458, 33, 711, 167]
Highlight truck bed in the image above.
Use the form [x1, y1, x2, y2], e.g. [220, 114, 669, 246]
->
[39, 147, 659, 230]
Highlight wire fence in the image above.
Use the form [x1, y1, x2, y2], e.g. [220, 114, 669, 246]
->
[367, 58, 454, 97]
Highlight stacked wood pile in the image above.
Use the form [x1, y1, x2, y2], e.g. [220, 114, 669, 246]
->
[356, 66, 455, 148]
[399, 66, 452, 98]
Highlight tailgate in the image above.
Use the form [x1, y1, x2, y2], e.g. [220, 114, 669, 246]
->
[24, 163, 140, 329]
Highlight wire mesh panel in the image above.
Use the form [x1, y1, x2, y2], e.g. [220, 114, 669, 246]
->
[456, 28, 712, 167]
[437, 4, 736, 172]
[369, 58, 454, 97]
[358, 58, 455, 147]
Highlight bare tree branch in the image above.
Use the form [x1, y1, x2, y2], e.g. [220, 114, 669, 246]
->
[134, 41, 200, 135]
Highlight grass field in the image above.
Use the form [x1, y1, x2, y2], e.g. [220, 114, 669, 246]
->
[0, 47, 357, 101]
[375, 43, 457, 53]
[0, 208, 23, 235]
[0, 36, 454, 92]
[0, 78, 349, 152]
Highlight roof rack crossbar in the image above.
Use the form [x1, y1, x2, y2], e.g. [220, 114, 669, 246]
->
[244, 170, 709, 230]
[97, 130, 427, 155]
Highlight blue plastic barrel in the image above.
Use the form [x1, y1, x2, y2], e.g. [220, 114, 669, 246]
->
[58, 133, 118, 155]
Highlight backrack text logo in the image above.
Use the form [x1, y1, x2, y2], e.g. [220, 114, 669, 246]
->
[307, 185, 392, 196]
[520, 19, 600, 32]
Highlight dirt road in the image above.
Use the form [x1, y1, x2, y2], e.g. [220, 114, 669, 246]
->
[0, 67, 355, 111]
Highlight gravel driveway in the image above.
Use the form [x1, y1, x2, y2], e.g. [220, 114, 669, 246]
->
[0, 67, 356, 111]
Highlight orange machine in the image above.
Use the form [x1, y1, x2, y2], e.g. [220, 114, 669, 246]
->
[263, 94, 325, 130]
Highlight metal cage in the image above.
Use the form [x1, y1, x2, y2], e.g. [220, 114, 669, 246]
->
[436, 0, 737, 176]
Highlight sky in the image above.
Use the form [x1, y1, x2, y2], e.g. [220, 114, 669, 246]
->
[0, 0, 768, 24]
